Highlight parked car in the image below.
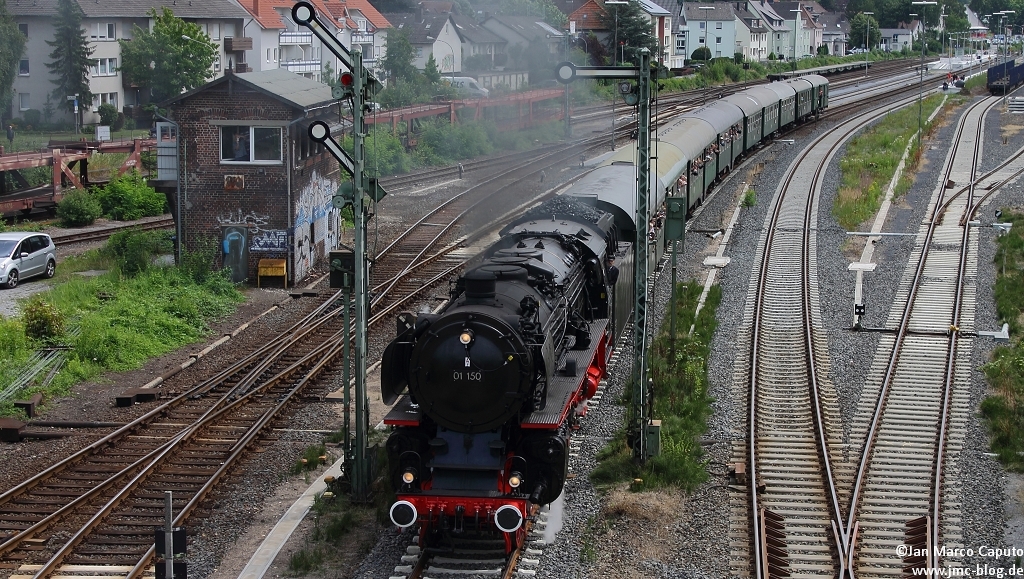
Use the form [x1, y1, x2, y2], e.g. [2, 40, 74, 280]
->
[0, 232, 57, 289]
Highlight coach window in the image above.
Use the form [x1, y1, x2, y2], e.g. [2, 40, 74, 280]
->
[221, 126, 282, 164]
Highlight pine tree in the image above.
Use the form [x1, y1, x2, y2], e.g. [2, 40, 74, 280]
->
[424, 54, 441, 85]
[600, 0, 659, 65]
[0, 0, 25, 116]
[45, 0, 94, 122]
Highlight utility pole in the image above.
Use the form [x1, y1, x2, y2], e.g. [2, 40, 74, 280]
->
[293, 1, 386, 500]
[556, 49, 657, 461]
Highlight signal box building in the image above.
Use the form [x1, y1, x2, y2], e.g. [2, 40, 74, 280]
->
[162, 69, 344, 285]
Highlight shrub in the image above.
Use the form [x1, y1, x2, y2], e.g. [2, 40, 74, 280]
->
[95, 170, 166, 220]
[98, 103, 118, 126]
[102, 229, 169, 276]
[22, 109, 41, 127]
[23, 298, 65, 343]
[112, 112, 126, 132]
[56, 189, 103, 226]
[124, 118, 135, 131]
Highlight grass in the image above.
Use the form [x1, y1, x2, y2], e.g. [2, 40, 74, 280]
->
[590, 282, 718, 492]
[981, 210, 1024, 471]
[290, 444, 329, 475]
[834, 94, 946, 230]
[0, 240, 244, 418]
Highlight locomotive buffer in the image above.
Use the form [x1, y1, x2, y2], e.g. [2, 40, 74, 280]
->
[555, 52, 658, 461]
[293, 0, 386, 499]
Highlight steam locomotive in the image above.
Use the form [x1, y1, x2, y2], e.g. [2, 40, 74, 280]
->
[380, 74, 829, 552]
[381, 197, 633, 552]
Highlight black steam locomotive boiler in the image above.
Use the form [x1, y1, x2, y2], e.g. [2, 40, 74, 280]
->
[381, 197, 633, 552]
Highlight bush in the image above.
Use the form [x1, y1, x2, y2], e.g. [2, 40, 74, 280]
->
[95, 170, 166, 220]
[22, 109, 41, 127]
[124, 118, 136, 131]
[112, 112, 126, 132]
[56, 189, 103, 226]
[97, 103, 118, 126]
[102, 229, 170, 276]
[23, 298, 65, 343]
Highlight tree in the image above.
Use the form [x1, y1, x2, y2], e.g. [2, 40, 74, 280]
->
[424, 54, 441, 84]
[0, 0, 25, 117]
[45, 0, 93, 123]
[379, 29, 418, 84]
[849, 12, 879, 51]
[600, 0, 659, 65]
[118, 8, 217, 103]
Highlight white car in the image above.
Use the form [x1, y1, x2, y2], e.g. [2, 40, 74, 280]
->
[0, 232, 57, 289]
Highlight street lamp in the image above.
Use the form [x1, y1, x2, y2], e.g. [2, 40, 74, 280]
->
[998, 11, 1016, 97]
[863, 12, 874, 78]
[791, 6, 802, 72]
[699, 5, 714, 103]
[426, 35, 456, 86]
[607, 0, 627, 150]
[912, 1, 937, 139]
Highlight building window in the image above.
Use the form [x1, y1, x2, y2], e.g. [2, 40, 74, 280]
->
[716, 22, 722, 29]
[90, 58, 117, 76]
[18, 22, 27, 36]
[700, 36, 705, 44]
[211, 22, 221, 40]
[676, 37, 686, 50]
[700, 22, 706, 29]
[716, 36, 722, 44]
[273, 48, 279, 61]
[19, 93, 30, 111]
[19, 59, 28, 75]
[92, 22, 115, 40]
[356, 18, 367, 31]
[221, 126, 282, 163]
[214, 56, 221, 71]
[267, 48, 271, 62]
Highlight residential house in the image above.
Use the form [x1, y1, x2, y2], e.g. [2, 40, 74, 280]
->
[384, 12, 463, 75]
[318, 0, 391, 79]
[452, 14, 508, 72]
[879, 28, 914, 52]
[678, 2, 737, 61]
[163, 69, 344, 285]
[748, 0, 792, 60]
[635, 0, 674, 67]
[773, 2, 822, 58]
[816, 11, 848, 56]
[481, 15, 567, 59]
[734, 3, 769, 61]
[236, 0, 352, 83]
[8, 0, 249, 125]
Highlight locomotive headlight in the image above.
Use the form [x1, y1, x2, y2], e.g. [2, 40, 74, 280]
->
[459, 330, 474, 345]
[508, 472, 523, 489]
[401, 468, 417, 484]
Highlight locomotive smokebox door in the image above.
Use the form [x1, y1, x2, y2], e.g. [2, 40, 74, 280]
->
[666, 198, 686, 241]
[329, 248, 355, 288]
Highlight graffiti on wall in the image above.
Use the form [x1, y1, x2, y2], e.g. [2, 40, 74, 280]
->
[251, 230, 288, 252]
[221, 226, 250, 283]
[293, 169, 339, 281]
[216, 210, 287, 253]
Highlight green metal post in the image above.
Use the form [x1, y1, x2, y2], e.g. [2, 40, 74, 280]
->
[631, 48, 652, 462]
[351, 50, 370, 500]
[342, 286, 351, 459]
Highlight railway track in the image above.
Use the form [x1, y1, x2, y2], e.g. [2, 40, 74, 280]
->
[728, 81, 987, 578]
[843, 96, 1024, 577]
[0, 295, 356, 578]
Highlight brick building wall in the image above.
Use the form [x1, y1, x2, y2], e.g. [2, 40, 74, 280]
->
[170, 81, 342, 285]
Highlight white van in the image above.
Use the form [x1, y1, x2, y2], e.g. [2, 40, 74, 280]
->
[444, 77, 490, 98]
